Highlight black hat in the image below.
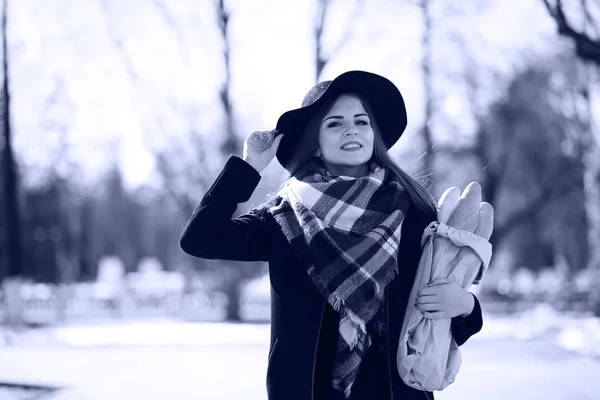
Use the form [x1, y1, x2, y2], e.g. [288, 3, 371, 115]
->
[275, 70, 407, 170]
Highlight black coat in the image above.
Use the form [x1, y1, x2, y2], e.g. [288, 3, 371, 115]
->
[180, 156, 483, 400]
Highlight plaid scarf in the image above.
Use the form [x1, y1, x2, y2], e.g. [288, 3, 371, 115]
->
[265, 159, 410, 398]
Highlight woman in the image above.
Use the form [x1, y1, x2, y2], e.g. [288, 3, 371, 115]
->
[179, 70, 483, 400]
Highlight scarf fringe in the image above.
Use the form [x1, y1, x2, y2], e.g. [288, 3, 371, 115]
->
[313, 261, 400, 341]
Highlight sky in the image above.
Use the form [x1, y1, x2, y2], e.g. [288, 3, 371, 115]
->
[7, 0, 593, 191]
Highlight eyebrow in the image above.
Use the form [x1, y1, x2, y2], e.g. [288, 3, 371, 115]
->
[323, 113, 369, 123]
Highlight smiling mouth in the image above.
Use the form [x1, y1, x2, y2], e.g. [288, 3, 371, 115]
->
[341, 142, 362, 151]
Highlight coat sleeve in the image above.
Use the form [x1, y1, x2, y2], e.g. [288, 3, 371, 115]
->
[451, 293, 483, 346]
[179, 155, 270, 262]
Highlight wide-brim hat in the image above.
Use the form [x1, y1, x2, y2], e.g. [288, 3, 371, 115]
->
[275, 70, 407, 170]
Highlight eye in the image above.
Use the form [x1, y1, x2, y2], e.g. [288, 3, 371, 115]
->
[356, 119, 370, 126]
[327, 121, 341, 128]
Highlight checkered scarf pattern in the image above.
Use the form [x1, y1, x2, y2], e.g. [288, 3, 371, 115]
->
[265, 159, 410, 398]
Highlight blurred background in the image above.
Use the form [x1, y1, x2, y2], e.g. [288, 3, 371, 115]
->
[0, 0, 599, 399]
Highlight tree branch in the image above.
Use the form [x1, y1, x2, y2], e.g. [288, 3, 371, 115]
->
[581, 0, 600, 37]
[542, 0, 600, 65]
[153, 150, 196, 217]
[314, 0, 363, 81]
[418, 0, 436, 190]
[327, 0, 365, 57]
[315, 0, 328, 80]
[98, 0, 139, 82]
[152, 0, 191, 63]
[493, 166, 580, 244]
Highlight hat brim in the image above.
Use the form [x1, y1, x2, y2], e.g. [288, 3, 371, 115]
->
[275, 70, 407, 170]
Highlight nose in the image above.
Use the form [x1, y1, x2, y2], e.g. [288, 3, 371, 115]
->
[343, 129, 358, 136]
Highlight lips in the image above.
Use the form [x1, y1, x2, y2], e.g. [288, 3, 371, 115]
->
[340, 141, 363, 151]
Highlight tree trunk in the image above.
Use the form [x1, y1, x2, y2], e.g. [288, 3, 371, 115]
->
[1, 0, 25, 328]
[582, 146, 600, 264]
[314, 0, 361, 83]
[420, 0, 436, 193]
[580, 68, 600, 315]
[217, 0, 240, 157]
[223, 279, 241, 322]
[315, 0, 328, 81]
[54, 245, 74, 323]
[53, 183, 78, 323]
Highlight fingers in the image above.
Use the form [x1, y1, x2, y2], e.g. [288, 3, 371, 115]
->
[420, 311, 448, 319]
[427, 278, 452, 287]
[415, 300, 450, 319]
[418, 285, 443, 296]
[415, 294, 441, 312]
[415, 293, 438, 304]
[415, 285, 463, 319]
[246, 130, 275, 151]
[252, 130, 273, 142]
[249, 130, 283, 144]
[424, 222, 439, 233]
[414, 296, 448, 319]
[416, 302, 441, 312]
[418, 279, 452, 295]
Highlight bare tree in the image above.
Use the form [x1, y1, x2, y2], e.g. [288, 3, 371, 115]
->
[153, 128, 213, 219]
[441, 53, 582, 255]
[94, 0, 218, 319]
[38, 77, 86, 320]
[212, 0, 258, 321]
[578, 66, 600, 311]
[216, 0, 239, 156]
[542, 0, 600, 311]
[542, 0, 600, 65]
[1, 0, 25, 327]
[418, 0, 436, 190]
[98, 1, 215, 217]
[314, 0, 364, 81]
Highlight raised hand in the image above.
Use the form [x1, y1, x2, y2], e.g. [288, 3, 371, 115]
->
[242, 129, 284, 173]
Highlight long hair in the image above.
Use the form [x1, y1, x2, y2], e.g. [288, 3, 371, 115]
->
[279, 93, 437, 220]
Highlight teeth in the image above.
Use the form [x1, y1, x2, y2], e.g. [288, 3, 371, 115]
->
[342, 144, 361, 150]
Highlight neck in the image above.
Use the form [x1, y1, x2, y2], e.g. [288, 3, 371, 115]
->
[321, 160, 369, 178]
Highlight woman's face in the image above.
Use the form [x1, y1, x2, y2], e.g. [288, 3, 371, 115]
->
[317, 94, 374, 177]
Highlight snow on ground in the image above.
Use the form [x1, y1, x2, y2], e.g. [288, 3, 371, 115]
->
[44, 320, 270, 347]
[1, 304, 599, 361]
[2, 329, 600, 400]
[1, 304, 600, 400]
[476, 304, 600, 358]
[1, 318, 270, 348]
[477, 304, 595, 339]
[557, 317, 600, 358]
